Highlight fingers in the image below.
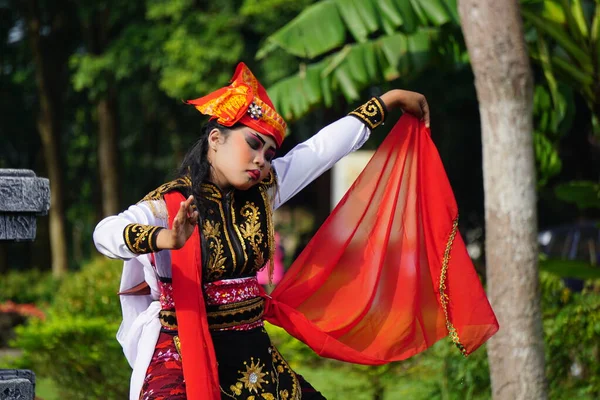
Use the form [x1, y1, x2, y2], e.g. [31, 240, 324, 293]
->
[176, 195, 198, 226]
[421, 97, 430, 128]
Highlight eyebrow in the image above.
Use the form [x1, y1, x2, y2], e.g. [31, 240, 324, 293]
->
[250, 132, 277, 150]
[251, 132, 266, 145]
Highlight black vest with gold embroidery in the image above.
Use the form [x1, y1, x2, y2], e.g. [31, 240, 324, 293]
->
[134, 174, 276, 283]
[197, 179, 275, 282]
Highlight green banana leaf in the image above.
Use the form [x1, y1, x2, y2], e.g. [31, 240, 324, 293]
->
[257, 0, 457, 60]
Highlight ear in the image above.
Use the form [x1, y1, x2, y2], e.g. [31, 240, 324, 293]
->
[207, 128, 223, 151]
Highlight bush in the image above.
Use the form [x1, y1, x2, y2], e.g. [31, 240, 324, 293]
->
[541, 272, 600, 399]
[9, 256, 129, 399]
[266, 321, 492, 400]
[0, 269, 60, 305]
[52, 256, 123, 320]
[13, 317, 129, 400]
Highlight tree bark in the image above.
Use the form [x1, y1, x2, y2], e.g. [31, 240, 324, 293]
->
[25, 0, 69, 277]
[97, 88, 120, 216]
[458, 1, 548, 399]
[89, 8, 121, 217]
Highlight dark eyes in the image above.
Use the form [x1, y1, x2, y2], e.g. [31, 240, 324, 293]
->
[246, 135, 276, 162]
[247, 137, 261, 150]
[265, 150, 275, 162]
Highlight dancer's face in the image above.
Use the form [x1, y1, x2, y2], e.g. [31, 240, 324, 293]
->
[207, 126, 277, 191]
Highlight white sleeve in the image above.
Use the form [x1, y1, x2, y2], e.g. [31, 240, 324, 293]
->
[93, 200, 168, 260]
[271, 116, 371, 209]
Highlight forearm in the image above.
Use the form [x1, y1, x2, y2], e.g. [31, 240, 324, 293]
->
[379, 89, 412, 111]
[93, 200, 169, 259]
[156, 228, 176, 250]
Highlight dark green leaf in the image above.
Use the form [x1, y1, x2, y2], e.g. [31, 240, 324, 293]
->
[539, 258, 600, 279]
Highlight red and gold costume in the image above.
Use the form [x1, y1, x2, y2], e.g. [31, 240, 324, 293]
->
[94, 63, 498, 400]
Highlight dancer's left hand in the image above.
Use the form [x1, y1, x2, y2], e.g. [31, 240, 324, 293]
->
[381, 89, 430, 128]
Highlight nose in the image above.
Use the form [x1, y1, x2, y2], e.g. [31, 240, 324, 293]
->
[253, 152, 265, 169]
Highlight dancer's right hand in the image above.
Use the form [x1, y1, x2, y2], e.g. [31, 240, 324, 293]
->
[157, 195, 199, 249]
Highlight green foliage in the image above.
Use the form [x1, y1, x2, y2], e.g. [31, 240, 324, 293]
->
[0, 270, 60, 305]
[533, 84, 575, 187]
[7, 256, 128, 399]
[266, 322, 492, 399]
[12, 317, 129, 400]
[522, 0, 600, 135]
[540, 257, 600, 279]
[555, 180, 600, 209]
[540, 273, 600, 399]
[258, 0, 463, 120]
[51, 257, 123, 320]
[258, 0, 458, 59]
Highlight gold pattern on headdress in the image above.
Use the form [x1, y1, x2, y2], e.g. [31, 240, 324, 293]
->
[195, 85, 250, 125]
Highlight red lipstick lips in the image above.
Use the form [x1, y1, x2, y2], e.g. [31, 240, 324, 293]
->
[248, 170, 260, 180]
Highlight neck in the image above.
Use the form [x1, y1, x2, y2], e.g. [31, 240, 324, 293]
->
[208, 169, 232, 193]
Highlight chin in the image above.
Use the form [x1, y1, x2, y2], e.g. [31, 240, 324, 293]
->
[232, 180, 257, 191]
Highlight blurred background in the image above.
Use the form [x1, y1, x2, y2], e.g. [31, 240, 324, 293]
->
[1, 0, 599, 399]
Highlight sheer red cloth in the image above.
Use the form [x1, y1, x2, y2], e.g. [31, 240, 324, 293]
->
[166, 115, 499, 399]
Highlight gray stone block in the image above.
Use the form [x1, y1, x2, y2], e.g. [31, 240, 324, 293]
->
[0, 370, 35, 400]
[0, 169, 50, 241]
[0, 170, 50, 213]
[0, 379, 34, 400]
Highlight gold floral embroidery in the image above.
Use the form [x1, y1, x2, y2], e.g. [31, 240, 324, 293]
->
[348, 97, 386, 129]
[219, 344, 300, 399]
[123, 224, 162, 254]
[239, 202, 265, 271]
[200, 186, 238, 270]
[270, 346, 300, 400]
[203, 220, 227, 280]
[231, 196, 249, 272]
[229, 382, 243, 396]
[259, 186, 276, 284]
[200, 182, 222, 199]
[173, 336, 182, 360]
[139, 177, 192, 203]
[239, 358, 268, 393]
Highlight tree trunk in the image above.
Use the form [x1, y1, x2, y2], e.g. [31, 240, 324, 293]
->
[89, 8, 121, 217]
[98, 88, 120, 216]
[458, 1, 548, 399]
[26, 0, 69, 277]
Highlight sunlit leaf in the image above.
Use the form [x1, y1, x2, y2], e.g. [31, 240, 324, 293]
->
[522, 9, 592, 69]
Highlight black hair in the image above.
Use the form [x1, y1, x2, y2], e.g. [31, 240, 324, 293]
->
[177, 120, 231, 210]
[177, 120, 279, 213]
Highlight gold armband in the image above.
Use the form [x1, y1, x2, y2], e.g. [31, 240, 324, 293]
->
[123, 224, 163, 254]
[348, 96, 387, 129]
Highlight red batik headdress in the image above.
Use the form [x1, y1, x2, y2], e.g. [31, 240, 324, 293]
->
[186, 62, 287, 147]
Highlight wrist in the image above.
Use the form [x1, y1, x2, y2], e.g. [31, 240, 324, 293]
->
[380, 89, 407, 110]
[156, 228, 176, 250]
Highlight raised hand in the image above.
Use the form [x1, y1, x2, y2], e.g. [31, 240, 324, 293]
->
[156, 195, 199, 250]
[171, 195, 199, 249]
[380, 89, 430, 128]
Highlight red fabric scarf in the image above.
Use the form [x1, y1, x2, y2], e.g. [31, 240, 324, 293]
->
[166, 115, 499, 399]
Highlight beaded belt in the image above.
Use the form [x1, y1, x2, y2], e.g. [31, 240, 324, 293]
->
[158, 277, 265, 332]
